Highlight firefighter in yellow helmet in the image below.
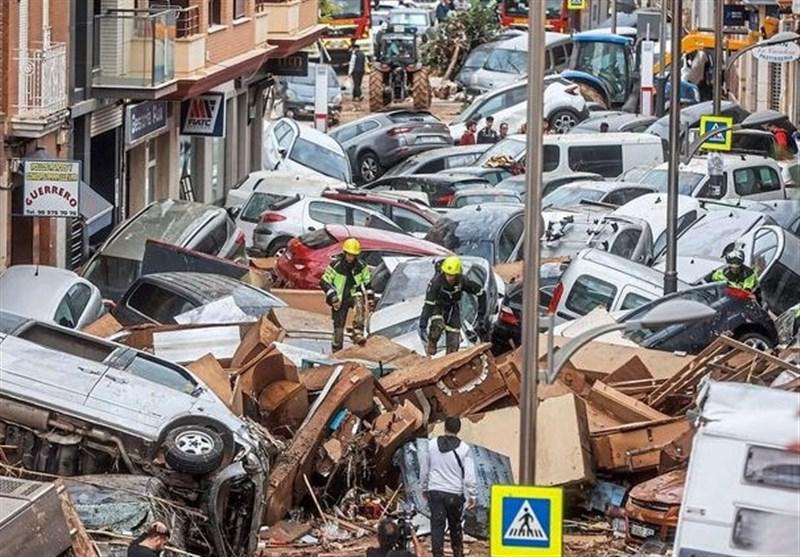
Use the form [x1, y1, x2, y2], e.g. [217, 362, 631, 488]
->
[320, 238, 373, 351]
[419, 255, 484, 356]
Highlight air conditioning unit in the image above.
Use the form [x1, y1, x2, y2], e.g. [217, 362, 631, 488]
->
[0, 476, 72, 557]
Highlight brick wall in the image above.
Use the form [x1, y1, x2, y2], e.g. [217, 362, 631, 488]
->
[204, 0, 258, 66]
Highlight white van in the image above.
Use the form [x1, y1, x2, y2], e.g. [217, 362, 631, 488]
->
[674, 380, 800, 557]
[262, 118, 352, 184]
[542, 133, 667, 179]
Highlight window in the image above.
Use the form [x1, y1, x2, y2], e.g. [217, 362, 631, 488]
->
[446, 154, 479, 169]
[497, 215, 524, 263]
[234, 0, 247, 19]
[193, 220, 228, 255]
[743, 445, 800, 490]
[604, 188, 649, 206]
[620, 292, 651, 311]
[208, 0, 222, 26]
[508, 86, 527, 105]
[240, 192, 293, 223]
[298, 228, 337, 249]
[392, 207, 433, 234]
[759, 261, 800, 315]
[732, 508, 800, 551]
[289, 138, 350, 182]
[565, 275, 617, 316]
[418, 159, 446, 173]
[127, 283, 195, 324]
[356, 120, 380, 135]
[54, 297, 78, 328]
[543, 145, 560, 173]
[568, 145, 623, 177]
[733, 166, 782, 196]
[126, 355, 196, 394]
[694, 175, 727, 199]
[309, 201, 347, 225]
[551, 45, 568, 68]
[330, 124, 360, 143]
[485, 49, 527, 74]
[66, 284, 92, 323]
[18, 324, 113, 362]
[609, 228, 642, 259]
[653, 210, 699, 258]
[751, 228, 779, 274]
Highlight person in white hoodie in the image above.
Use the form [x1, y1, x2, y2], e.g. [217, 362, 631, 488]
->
[420, 417, 477, 557]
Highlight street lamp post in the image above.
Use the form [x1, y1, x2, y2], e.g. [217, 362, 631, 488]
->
[518, 0, 546, 486]
[712, 0, 724, 114]
[611, 0, 617, 35]
[664, 0, 683, 296]
[545, 300, 717, 384]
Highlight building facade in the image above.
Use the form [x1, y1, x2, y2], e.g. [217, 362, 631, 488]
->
[1, 0, 323, 270]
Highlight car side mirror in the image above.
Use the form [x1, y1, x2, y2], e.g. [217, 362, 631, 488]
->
[341, 85, 347, 91]
[278, 147, 288, 159]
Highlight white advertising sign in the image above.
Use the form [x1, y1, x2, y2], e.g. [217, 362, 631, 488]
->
[314, 63, 329, 132]
[23, 160, 80, 218]
[752, 41, 800, 64]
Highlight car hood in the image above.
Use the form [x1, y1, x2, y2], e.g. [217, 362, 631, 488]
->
[629, 469, 686, 507]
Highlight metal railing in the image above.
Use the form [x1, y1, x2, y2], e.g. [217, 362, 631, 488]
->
[176, 5, 200, 38]
[93, 8, 177, 89]
[14, 43, 68, 117]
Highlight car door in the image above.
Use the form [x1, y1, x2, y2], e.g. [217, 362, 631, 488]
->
[731, 166, 784, 201]
[496, 214, 524, 264]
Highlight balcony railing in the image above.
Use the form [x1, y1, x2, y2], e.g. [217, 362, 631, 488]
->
[176, 5, 200, 38]
[93, 8, 177, 90]
[14, 43, 68, 117]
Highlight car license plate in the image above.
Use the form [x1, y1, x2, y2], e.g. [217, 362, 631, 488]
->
[416, 136, 445, 145]
[630, 522, 656, 539]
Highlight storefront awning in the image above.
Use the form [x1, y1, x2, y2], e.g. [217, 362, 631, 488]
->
[80, 181, 113, 237]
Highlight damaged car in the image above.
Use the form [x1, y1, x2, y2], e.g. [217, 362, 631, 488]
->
[0, 310, 272, 557]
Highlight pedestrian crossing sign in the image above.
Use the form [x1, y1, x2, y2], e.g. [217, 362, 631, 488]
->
[567, 0, 586, 9]
[699, 115, 734, 152]
[490, 485, 563, 556]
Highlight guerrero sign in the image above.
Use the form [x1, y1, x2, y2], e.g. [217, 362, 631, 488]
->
[23, 160, 81, 218]
[180, 92, 226, 137]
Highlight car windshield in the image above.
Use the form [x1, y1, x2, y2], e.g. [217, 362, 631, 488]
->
[425, 212, 517, 263]
[574, 40, 628, 98]
[476, 137, 526, 166]
[329, 0, 364, 17]
[240, 192, 295, 223]
[390, 12, 427, 26]
[640, 169, 704, 196]
[174, 286, 284, 324]
[484, 48, 527, 74]
[454, 194, 519, 207]
[286, 66, 339, 87]
[384, 156, 420, 176]
[543, 186, 605, 208]
[290, 137, 351, 182]
[462, 47, 490, 69]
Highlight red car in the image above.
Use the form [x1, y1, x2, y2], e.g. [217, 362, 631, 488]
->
[276, 224, 451, 289]
[321, 188, 440, 236]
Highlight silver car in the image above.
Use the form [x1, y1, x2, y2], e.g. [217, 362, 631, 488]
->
[0, 265, 104, 328]
[0, 310, 270, 557]
[241, 194, 406, 256]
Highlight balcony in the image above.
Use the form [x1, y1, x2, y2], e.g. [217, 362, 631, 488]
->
[92, 8, 178, 99]
[263, 0, 327, 57]
[10, 43, 68, 138]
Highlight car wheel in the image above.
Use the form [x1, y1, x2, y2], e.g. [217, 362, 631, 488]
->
[549, 109, 580, 134]
[163, 425, 225, 475]
[736, 332, 773, 352]
[267, 237, 290, 257]
[358, 152, 382, 183]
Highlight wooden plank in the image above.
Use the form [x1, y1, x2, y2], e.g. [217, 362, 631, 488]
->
[535, 393, 595, 486]
[588, 381, 670, 424]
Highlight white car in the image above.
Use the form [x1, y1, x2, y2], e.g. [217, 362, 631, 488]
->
[0, 265, 104, 329]
[639, 154, 791, 202]
[262, 117, 352, 184]
[235, 194, 405, 255]
[225, 170, 346, 211]
[450, 77, 588, 140]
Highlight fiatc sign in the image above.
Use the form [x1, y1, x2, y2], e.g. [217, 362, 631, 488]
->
[180, 92, 226, 137]
[23, 160, 81, 218]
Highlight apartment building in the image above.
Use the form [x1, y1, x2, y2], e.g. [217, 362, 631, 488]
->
[1, 0, 324, 269]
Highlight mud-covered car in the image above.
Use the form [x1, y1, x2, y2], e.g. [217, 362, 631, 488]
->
[0, 310, 272, 557]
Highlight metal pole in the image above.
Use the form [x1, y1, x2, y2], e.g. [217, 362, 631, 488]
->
[611, 0, 617, 35]
[664, 0, 683, 295]
[712, 0, 724, 113]
[659, 0, 668, 77]
[519, 0, 545, 486]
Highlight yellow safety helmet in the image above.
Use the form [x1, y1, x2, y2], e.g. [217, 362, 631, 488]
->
[441, 255, 462, 276]
[342, 237, 361, 255]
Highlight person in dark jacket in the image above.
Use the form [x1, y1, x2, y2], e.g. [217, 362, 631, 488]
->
[366, 519, 417, 557]
[320, 237, 373, 351]
[348, 41, 366, 101]
[435, 0, 450, 22]
[419, 256, 483, 355]
[128, 522, 170, 557]
[477, 116, 499, 144]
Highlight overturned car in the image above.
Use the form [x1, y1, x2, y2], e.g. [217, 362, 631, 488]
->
[0, 310, 272, 557]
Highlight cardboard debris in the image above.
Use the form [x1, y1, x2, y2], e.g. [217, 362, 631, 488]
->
[334, 335, 424, 368]
[187, 353, 237, 412]
[265, 520, 313, 544]
[588, 381, 670, 424]
[493, 261, 523, 284]
[259, 380, 309, 432]
[591, 417, 692, 472]
[81, 313, 123, 338]
[372, 400, 424, 474]
[231, 314, 284, 369]
[154, 325, 243, 363]
[535, 393, 595, 487]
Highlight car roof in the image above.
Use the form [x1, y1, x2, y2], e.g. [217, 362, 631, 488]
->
[0, 265, 85, 320]
[454, 188, 519, 197]
[286, 118, 343, 152]
[440, 203, 524, 224]
[325, 224, 450, 253]
[545, 132, 662, 145]
[139, 272, 258, 304]
[334, 110, 436, 129]
[399, 144, 489, 162]
[573, 31, 634, 45]
[576, 248, 673, 289]
[654, 154, 782, 173]
[559, 180, 648, 193]
[399, 173, 491, 185]
[499, 32, 570, 50]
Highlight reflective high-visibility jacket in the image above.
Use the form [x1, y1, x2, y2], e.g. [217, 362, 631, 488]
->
[320, 254, 371, 303]
[711, 264, 758, 292]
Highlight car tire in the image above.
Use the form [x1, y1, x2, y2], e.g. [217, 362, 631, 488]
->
[549, 109, 581, 134]
[267, 237, 290, 257]
[358, 152, 383, 183]
[736, 331, 773, 352]
[163, 425, 225, 475]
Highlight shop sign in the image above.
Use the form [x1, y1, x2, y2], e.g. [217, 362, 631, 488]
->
[751, 41, 800, 64]
[180, 92, 226, 137]
[567, 0, 586, 9]
[126, 101, 168, 145]
[23, 160, 81, 218]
